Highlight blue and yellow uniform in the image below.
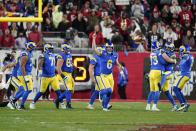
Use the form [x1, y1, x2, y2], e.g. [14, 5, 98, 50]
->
[173, 54, 194, 89]
[90, 55, 107, 91]
[17, 50, 33, 91]
[161, 51, 176, 91]
[39, 53, 60, 92]
[99, 48, 118, 91]
[57, 53, 74, 91]
[149, 49, 166, 92]
[10, 57, 23, 91]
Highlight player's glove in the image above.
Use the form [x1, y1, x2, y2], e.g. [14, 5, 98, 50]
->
[24, 76, 29, 83]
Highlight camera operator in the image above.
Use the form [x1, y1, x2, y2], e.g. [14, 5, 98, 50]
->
[3, 50, 16, 100]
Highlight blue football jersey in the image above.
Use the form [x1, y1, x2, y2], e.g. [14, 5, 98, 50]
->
[180, 54, 194, 77]
[39, 53, 56, 77]
[90, 55, 101, 76]
[164, 51, 176, 72]
[150, 49, 165, 71]
[100, 50, 118, 74]
[11, 57, 20, 77]
[18, 50, 33, 76]
[57, 53, 73, 73]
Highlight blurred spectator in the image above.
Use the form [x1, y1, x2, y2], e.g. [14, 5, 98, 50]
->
[62, 4, 71, 14]
[80, 1, 91, 18]
[192, 4, 196, 23]
[43, 0, 55, 14]
[182, 20, 192, 35]
[161, 5, 171, 24]
[43, 17, 55, 31]
[87, 9, 100, 34]
[157, 20, 165, 36]
[170, 0, 181, 14]
[28, 26, 42, 47]
[9, 22, 19, 38]
[24, 22, 32, 37]
[5, 0, 24, 15]
[140, 17, 150, 36]
[171, 19, 177, 30]
[91, 0, 104, 7]
[24, 1, 37, 17]
[193, 22, 196, 45]
[72, 12, 87, 33]
[146, 24, 161, 49]
[15, 31, 27, 49]
[52, 5, 63, 29]
[73, 30, 89, 48]
[111, 30, 123, 45]
[0, 22, 8, 35]
[115, 12, 132, 47]
[174, 25, 183, 48]
[0, 0, 6, 16]
[179, 3, 193, 26]
[89, 25, 104, 46]
[130, 30, 146, 52]
[58, 14, 71, 31]
[131, 0, 144, 19]
[182, 30, 195, 49]
[107, 1, 116, 19]
[68, 4, 78, 25]
[149, 7, 162, 27]
[0, 29, 15, 47]
[100, 15, 114, 41]
[163, 26, 177, 46]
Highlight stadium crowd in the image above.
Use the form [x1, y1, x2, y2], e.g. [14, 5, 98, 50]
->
[0, 0, 196, 51]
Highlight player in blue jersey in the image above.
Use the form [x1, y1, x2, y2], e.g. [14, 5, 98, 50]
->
[29, 43, 61, 109]
[17, 40, 37, 110]
[0, 56, 25, 109]
[92, 33, 125, 111]
[55, 43, 81, 109]
[146, 40, 176, 111]
[159, 42, 178, 111]
[173, 44, 194, 112]
[88, 46, 109, 110]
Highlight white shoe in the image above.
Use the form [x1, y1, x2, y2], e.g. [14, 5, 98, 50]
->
[146, 104, 151, 111]
[103, 108, 110, 111]
[151, 106, 160, 111]
[61, 103, 66, 109]
[30, 103, 35, 109]
[87, 105, 94, 110]
[7, 102, 15, 109]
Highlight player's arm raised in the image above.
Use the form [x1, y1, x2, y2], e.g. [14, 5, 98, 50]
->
[89, 64, 96, 84]
[115, 58, 126, 79]
[162, 53, 176, 64]
[92, 33, 101, 56]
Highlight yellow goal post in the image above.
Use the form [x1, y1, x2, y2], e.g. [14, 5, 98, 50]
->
[0, 0, 43, 22]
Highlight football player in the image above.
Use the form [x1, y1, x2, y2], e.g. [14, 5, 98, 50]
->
[92, 33, 125, 111]
[173, 44, 194, 112]
[17, 41, 36, 110]
[30, 43, 61, 109]
[146, 40, 176, 111]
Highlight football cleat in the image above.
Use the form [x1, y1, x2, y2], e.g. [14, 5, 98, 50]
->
[177, 104, 185, 111]
[183, 103, 190, 112]
[53, 99, 60, 109]
[151, 105, 160, 111]
[107, 104, 112, 110]
[61, 103, 66, 109]
[18, 105, 27, 110]
[146, 104, 151, 111]
[66, 103, 72, 109]
[171, 105, 178, 112]
[7, 102, 15, 109]
[30, 103, 35, 109]
[103, 108, 110, 111]
[87, 105, 94, 110]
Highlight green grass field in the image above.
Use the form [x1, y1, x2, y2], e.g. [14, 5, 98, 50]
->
[0, 101, 196, 131]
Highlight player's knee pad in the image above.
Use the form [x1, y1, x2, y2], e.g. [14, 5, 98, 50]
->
[173, 86, 179, 92]
[100, 89, 106, 97]
[106, 88, 112, 96]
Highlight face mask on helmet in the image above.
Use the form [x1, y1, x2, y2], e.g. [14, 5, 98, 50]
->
[165, 42, 174, 53]
[44, 44, 54, 54]
[25, 41, 36, 51]
[105, 42, 114, 54]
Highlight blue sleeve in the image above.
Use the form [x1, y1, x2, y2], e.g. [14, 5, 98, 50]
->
[160, 49, 165, 54]
[38, 54, 44, 59]
[118, 73, 123, 85]
[90, 57, 97, 65]
[179, 55, 188, 66]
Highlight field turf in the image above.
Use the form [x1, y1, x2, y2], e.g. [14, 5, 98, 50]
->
[0, 101, 196, 131]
